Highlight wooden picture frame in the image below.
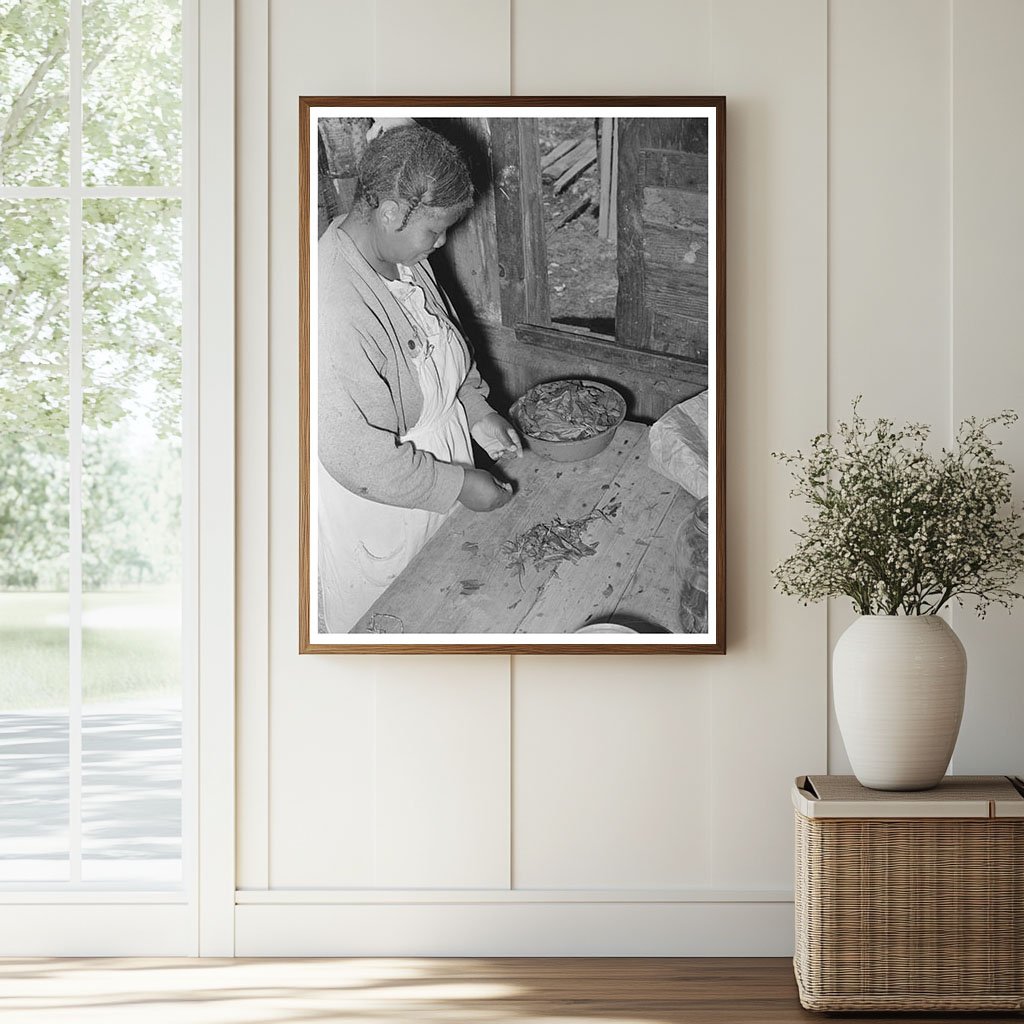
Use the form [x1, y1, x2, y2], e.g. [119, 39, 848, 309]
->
[300, 97, 725, 653]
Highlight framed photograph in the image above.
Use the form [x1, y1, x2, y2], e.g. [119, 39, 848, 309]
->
[300, 97, 725, 653]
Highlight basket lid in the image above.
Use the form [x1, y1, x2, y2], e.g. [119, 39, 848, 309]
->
[793, 775, 1024, 819]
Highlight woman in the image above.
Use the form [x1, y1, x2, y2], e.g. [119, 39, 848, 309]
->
[317, 124, 520, 633]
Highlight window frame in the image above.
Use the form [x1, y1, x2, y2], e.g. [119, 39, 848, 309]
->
[0, 0, 235, 956]
[488, 115, 711, 401]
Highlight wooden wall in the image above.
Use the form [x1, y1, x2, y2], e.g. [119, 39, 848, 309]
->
[234, 0, 1024, 957]
[432, 115, 709, 424]
[616, 118, 710, 361]
[245, 1, 825, 957]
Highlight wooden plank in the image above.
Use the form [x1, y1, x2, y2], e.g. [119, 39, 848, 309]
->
[649, 311, 708, 362]
[552, 142, 597, 194]
[317, 130, 338, 238]
[608, 120, 619, 240]
[642, 187, 707, 232]
[489, 352, 705, 426]
[430, 117, 502, 324]
[518, 119, 551, 325]
[643, 148, 709, 191]
[643, 224, 709, 273]
[635, 117, 708, 154]
[467, 318, 707, 424]
[646, 265, 708, 321]
[614, 119, 648, 349]
[353, 426, 647, 634]
[542, 137, 589, 180]
[540, 136, 578, 171]
[515, 439, 683, 633]
[514, 323, 707, 389]
[598, 118, 614, 239]
[616, 118, 711, 354]
[487, 430, 648, 635]
[318, 117, 366, 179]
[614, 486, 705, 634]
[488, 118, 527, 328]
[356, 436, 637, 634]
[490, 117, 549, 327]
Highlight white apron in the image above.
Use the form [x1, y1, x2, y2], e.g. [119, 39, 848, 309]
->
[318, 264, 473, 633]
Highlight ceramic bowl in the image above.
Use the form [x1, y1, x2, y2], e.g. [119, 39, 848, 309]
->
[510, 379, 626, 462]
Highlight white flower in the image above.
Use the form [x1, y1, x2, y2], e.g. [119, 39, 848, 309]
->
[772, 402, 1024, 617]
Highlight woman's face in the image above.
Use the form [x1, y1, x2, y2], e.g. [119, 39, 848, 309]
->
[380, 203, 468, 266]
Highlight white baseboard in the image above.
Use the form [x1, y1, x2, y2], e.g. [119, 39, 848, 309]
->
[235, 897, 795, 957]
[0, 903, 196, 956]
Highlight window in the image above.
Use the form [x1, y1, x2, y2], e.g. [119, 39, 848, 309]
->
[540, 116, 617, 337]
[484, 114, 708, 425]
[0, 0, 193, 890]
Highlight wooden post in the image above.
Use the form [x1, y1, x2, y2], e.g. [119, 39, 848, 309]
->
[608, 120, 619, 240]
[317, 130, 338, 238]
[598, 117, 614, 239]
[615, 118, 648, 348]
[488, 118, 550, 328]
[518, 119, 550, 326]
[428, 117, 502, 325]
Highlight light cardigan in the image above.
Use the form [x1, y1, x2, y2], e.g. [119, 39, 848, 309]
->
[317, 219, 494, 513]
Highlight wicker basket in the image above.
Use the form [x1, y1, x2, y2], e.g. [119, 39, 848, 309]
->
[793, 775, 1024, 1012]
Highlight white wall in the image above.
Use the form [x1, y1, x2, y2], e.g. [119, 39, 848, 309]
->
[233, 0, 1024, 955]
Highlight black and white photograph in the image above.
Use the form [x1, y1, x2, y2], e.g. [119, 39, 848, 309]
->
[300, 99, 725, 653]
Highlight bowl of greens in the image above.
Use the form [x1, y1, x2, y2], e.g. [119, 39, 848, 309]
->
[510, 379, 627, 462]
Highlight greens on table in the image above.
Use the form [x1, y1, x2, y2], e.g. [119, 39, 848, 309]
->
[502, 502, 621, 587]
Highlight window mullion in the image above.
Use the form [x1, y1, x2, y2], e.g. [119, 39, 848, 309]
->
[68, 0, 83, 886]
[0, 186, 184, 199]
[0, 0, 194, 904]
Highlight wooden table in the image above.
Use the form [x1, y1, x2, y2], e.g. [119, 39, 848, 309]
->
[353, 421, 706, 635]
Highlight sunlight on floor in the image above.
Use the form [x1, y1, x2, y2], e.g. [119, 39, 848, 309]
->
[0, 957, 675, 1024]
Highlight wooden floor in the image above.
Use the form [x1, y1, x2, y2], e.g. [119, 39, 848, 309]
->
[0, 957, 1020, 1023]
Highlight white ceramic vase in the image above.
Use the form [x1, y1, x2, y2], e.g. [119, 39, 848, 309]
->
[833, 615, 967, 791]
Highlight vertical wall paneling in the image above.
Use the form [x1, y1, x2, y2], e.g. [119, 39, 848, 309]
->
[369, 1, 515, 893]
[510, 0, 718, 896]
[266, 0, 379, 888]
[236, 0, 270, 892]
[827, 0, 952, 773]
[707, 0, 828, 889]
[828, 0, 951, 425]
[513, 658, 713, 889]
[512, 0, 712, 95]
[231, 0, 1024, 954]
[374, 661, 511, 888]
[270, 668, 378, 887]
[949, 0, 1024, 776]
[197, 0, 237, 955]
[375, 0, 511, 95]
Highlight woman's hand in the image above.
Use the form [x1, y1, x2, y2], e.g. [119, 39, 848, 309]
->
[471, 412, 522, 461]
[458, 468, 513, 512]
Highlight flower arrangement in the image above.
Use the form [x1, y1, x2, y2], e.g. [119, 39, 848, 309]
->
[772, 401, 1024, 616]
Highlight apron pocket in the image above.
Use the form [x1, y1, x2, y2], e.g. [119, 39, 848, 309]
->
[354, 538, 408, 588]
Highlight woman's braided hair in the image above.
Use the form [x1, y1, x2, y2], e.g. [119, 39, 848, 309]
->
[355, 124, 473, 229]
